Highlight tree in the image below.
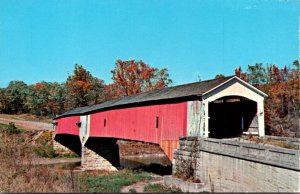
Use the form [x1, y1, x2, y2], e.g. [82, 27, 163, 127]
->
[247, 63, 267, 86]
[4, 81, 29, 113]
[234, 61, 300, 137]
[234, 66, 248, 81]
[27, 82, 49, 116]
[27, 82, 67, 117]
[65, 64, 105, 110]
[214, 74, 225, 79]
[48, 82, 67, 116]
[0, 88, 9, 113]
[105, 59, 172, 99]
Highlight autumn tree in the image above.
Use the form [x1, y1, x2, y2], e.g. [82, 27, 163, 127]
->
[65, 64, 105, 110]
[234, 66, 248, 82]
[105, 59, 172, 99]
[27, 82, 67, 117]
[234, 61, 300, 137]
[235, 63, 267, 85]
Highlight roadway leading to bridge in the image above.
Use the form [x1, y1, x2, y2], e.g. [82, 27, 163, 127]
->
[0, 116, 52, 131]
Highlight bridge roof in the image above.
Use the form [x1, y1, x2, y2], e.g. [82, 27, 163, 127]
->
[55, 75, 237, 119]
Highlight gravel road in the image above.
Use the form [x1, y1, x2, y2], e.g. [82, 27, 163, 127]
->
[0, 117, 52, 131]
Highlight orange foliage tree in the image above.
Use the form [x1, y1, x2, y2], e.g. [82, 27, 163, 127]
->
[105, 60, 172, 99]
[235, 61, 300, 137]
[66, 64, 105, 110]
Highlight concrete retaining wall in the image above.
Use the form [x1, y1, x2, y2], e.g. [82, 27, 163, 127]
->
[173, 137, 300, 192]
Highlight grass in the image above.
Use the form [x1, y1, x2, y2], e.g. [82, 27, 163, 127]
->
[0, 123, 9, 133]
[83, 169, 152, 193]
[0, 123, 8, 128]
[0, 122, 24, 134]
[0, 129, 81, 192]
[144, 183, 182, 193]
[243, 135, 299, 150]
[265, 140, 299, 150]
[129, 188, 138, 193]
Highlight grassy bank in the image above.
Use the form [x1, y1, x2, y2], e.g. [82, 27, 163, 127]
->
[144, 183, 181, 193]
[0, 123, 82, 192]
[0, 123, 178, 193]
[80, 170, 151, 193]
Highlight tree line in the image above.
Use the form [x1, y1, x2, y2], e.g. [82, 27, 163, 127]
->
[0, 60, 172, 117]
[0, 59, 299, 136]
[234, 60, 299, 137]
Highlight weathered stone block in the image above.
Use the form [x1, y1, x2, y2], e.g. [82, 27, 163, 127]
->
[173, 137, 300, 192]
[163, 175, 206, 192]
[81, 146, 117, 171]
[53, 140, 75, 155]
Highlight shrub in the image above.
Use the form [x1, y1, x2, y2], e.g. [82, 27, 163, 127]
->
[5, 122, 23, 134]
[33, 144, 57, 158]
[33, 131, 57, 158]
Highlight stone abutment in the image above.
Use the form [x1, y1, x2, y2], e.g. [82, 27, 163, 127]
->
[173, 137, 300, 192]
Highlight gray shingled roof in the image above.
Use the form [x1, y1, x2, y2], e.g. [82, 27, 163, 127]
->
[55, 75, 235, 119]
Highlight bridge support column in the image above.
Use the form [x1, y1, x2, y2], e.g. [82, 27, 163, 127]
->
[51, 130, 76, 155]
[173, 137, 300, 192]
[53, 139, 75, 155]
[81, 145, 118, 171]
[53, 134, 82, 156]
[81, 137, 120, 171]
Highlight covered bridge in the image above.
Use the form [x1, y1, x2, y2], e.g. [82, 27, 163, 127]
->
[53, 75, 267, 168]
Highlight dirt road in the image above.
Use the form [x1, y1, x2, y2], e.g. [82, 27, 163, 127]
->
[120, 175, 163, 193]
[22, 158, 81, 165]
[0, 117, 52, 131]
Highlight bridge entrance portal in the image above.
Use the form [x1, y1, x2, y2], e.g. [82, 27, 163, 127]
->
[208, 96, 257, 138]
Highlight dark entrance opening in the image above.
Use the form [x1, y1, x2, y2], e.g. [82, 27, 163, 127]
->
[208, 96, 257, 138]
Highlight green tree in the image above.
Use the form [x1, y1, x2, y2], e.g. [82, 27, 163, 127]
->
[86, 77, 105, 105]
[26, 82, 67, 117]
[5, 81, 29, 113]
[27, 82, 50, 116]
[48, 82, 67, 117]
[0, 88, 9, 113]
[214, 74, 225, 79]
[246, 63, 267, 86]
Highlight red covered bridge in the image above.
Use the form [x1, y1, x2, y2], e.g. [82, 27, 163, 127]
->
[53, 76, 267, 169]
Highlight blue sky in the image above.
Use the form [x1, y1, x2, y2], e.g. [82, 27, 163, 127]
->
[0, 0, 299, 87]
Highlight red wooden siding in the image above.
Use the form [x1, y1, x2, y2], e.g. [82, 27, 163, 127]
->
[89, 102, 187, 144]
[159, 140, 179, 160]
[55, 116, 80, 135]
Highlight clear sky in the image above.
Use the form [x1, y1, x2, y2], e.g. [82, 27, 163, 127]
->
[0, 0, 299, 88]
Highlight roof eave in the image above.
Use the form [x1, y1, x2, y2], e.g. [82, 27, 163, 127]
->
[202, 76, 268, 98]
